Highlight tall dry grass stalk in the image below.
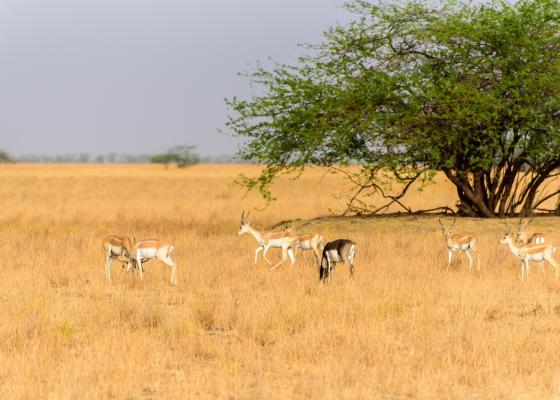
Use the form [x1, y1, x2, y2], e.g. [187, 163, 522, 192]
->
[0, 164, 559, 399]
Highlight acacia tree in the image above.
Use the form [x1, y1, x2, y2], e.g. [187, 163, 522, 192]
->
[226, 0, 560, 217]
[0, 148, 14, 163]
[150, 145, 200, 168]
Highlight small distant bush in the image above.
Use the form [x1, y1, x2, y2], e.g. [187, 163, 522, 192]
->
[0, 148, 14, 163]
[150, 145, 200, 168]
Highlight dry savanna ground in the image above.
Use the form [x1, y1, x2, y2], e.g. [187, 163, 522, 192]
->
[1, 164, 560, 399]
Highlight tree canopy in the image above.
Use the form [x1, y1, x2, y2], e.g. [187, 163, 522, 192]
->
[226, 0, 560, 217]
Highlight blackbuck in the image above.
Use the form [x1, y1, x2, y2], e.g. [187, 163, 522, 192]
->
[438, 218, 480, 270]
[500, 232, 559, 282]
[128, 239, 177, 285]
[319, 239, 357, 281]
[102, 235, 134, 283]
[238, 211, 300, 270]
[516, 218, 545, 245]
[283, 224, 324, 262]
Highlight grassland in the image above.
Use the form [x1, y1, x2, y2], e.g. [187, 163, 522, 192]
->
[0, 164, 560, 399]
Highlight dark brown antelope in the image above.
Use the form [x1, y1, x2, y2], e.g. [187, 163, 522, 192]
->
[319, 239, 357, 281]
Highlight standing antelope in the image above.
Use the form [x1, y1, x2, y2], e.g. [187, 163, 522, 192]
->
[283, 224, 324, 263]
[296, 234, 324, 262]
[102, 235, 134, 283]
[500, 232, 559, 282]
[516, 218, 545, 245]
[516, 218, 545, 272]
[438, 218, 480, 270]
[238, 211, 300, 270]
[319, 239, 357, 281]
[129, 239, 177, 285]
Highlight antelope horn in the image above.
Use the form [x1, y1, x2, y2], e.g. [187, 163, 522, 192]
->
[438, 218, 445, 229]
[450, 215, 457, 227]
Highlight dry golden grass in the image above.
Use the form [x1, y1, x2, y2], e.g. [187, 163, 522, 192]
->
[1, 164, 560, 399]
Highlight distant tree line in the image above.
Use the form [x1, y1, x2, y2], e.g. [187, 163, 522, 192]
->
[0, 146, 242, 165]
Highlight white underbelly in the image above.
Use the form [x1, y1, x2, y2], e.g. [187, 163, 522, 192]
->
[298, 242, 312, 250]
[449, 244, 469, 252]
[527, 254, 544, 262]
[137, 248, 157, 259]
[110, 247, 125, 256]
[268, 239, 285, 247]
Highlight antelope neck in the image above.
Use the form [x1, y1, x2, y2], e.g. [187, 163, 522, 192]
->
[246, 225, 265, 245]
[506, 241, 521, 258]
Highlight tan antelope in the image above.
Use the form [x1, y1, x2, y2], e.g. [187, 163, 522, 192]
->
[438, 217, 480, 270]
[516, 218, 545, 245]
[319, 239, 357, 281]
[238, 211, 300, 270]
[128, 239, 177, 285]
[500, 232, 559, 282]
[516, 217, 545, 272]
[296, 234, 324, 262]
[102, 235, 134, 283]
[283, 224, 324, 262]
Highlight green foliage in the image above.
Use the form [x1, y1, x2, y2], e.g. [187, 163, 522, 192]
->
[150, 145, 200, 168]
[0, 148, 14, 163]
[227, 0, 560, 217]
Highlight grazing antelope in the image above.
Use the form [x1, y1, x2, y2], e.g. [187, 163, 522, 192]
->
[438, 218, 480, 270]
[102, 235, 134, 283]
[129, 239, 177, 285]
[319, 239, 357, 281]
[283, 224, 324, 263]
[500, 232, 559, 282]
[238, 211, 300, 270]
[516, 218, 545, 245]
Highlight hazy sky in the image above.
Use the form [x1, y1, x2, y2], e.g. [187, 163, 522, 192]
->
[0, 0, 351, 157]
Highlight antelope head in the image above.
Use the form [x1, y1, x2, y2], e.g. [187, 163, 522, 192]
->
[438, 216, 456, 240]
[500, 232, 514, 245]
[238, 210, 251, 236]
[515, 217, 534, 244]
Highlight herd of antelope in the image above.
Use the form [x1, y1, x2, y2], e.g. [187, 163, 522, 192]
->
[439, 216, 558, 282]
[101, 213, 557, 286]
